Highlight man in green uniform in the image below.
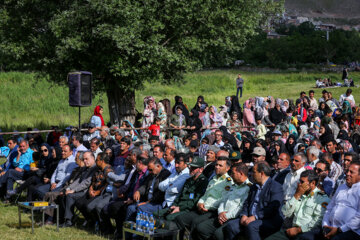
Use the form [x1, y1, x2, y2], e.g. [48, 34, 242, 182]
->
[155, 156, 208, 222]
[265, 170, 330, 240]
[192, 162, 252, 240]
[175, 158, 233, 235]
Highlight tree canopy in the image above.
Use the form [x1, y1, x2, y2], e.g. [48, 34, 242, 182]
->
[0, 0, 283, 123]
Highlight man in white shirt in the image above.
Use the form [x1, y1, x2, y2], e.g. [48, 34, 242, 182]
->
[159, 153, 190, 208]
[322, 161, 360, 240]
[90, 138, 102, 159]
[72, 132, 88, 157]
[309, 90, 318, 110]
[283, 153, 306, 201]
[306, 146, 320, 169]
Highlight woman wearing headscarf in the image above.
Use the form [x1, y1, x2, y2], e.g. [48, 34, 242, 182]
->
[227, 112, 242, 134]
[11, 144, 57, 197]
[187, 109, 203, 139]
[209, 106, 223, 131]
[241, 137, 254, 164]
[172, 96, 189, 123]
[285, 134, 297, 157]
[91, 105, 105, 128]
[170, 105, 186, 137]
[230, 95, 242, 120]
[142, 96, 157, 129]
[269, 100, 286, 125]
[193, 96, 207, 112]
[220, 126, 239, 151]
[270, 140, 288, 160]
[243, 99, 255, 127]
[319, 124, 333, 146]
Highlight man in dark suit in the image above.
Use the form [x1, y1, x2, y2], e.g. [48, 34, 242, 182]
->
[224, 161, 284, 240]
[125, 157, 171, 221]
[272, 153, 290, 185]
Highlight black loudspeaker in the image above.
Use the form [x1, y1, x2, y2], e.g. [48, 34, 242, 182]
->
[68, 71, 92, 107]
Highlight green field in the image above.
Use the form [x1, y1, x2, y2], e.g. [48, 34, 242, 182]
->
[1, 70, 360, 132]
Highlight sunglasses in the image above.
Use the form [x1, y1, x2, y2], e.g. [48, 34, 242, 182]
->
[40, 149, 48, 153]
[314, 167, 323, 173]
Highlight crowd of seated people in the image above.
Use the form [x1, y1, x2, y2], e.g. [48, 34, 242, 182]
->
[0, 88, 359, 240]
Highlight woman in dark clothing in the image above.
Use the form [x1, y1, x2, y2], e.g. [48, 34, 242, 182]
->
[269, 103, 286, 125]
[172, 96, 189, 123]
[319, 124, 333, 146]
[230, 95, 243, 120]
[241, 137, 255, 164]
[192, 96, 207, 112]
[219, 126, 239, 151]
[285, 134, 297, 157]
[187, 109, 203, 139]
[270, 140, 288, 159]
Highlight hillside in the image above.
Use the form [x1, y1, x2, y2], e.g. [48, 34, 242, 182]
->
[285, 0, 360, 26]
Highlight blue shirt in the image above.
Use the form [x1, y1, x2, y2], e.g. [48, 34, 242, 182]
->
[251, 177, 270, 219]
[160, 158, 176, 174]
[1, 145, 18, 171]
[12, 147, 33, 171]
[51, 155, 77, 188]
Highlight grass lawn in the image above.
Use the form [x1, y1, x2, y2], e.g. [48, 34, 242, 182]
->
[1, 70, 359, 132]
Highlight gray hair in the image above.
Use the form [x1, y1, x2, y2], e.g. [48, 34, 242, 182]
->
[294, 152, 307, 163]
[130, 147, 142, 157]
[115, 129, 126, 137]
[59, 136, 69, 143]
[307, 146, 320, 158]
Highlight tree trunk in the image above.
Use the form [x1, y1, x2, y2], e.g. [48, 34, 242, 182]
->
[106, 84, 136, 125]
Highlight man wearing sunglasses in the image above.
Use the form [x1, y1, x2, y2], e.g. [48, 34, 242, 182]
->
[314, 160, 334, 196]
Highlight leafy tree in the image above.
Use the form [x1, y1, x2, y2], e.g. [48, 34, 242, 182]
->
[0, 0, 282, 123]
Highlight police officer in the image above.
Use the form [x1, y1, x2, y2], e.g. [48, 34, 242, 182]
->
[192, 162, 251, 240]
[175, 158, 233, 236]
[265, 170, 330, 240]
[155, 156, 208, 222]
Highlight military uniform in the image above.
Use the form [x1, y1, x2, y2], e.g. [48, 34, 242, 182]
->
[265, 187, 330, 240]
[175, 173, 233, 234]
[192, 178, 252, 240]
[155, 173, 208, 221]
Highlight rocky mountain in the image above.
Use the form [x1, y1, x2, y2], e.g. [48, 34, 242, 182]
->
[285, 0, 360, 26]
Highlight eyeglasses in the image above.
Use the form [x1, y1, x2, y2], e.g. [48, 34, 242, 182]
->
[314, 167, 324, 173]
[40, 149, 48, 153]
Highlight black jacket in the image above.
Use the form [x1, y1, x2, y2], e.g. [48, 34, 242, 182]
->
[138, 168, 171, 204]
[271, 168, 290, 185]
[240, 177, 283, 226]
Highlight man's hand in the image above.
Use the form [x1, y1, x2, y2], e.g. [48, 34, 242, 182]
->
[65, 189, 75, 195]
[244, 216, 256, 226]
[51, 183, 57, 190]
[240, 215, 248, 226]
[0, 171, 6, 176]
[294, 182, 310, 200]
[43, 178, 50, 184]
[323, 226, 338, 239]
[197, 203, 208, 213]
[137, 202, 147, 206]
[15, 167, 23, 172]
[218, 212, 228, 225]
[89, 189, 96, 198]
[133, 191, 140, 202]
[170, 206, 180, 214]
[124, 198, 133, 205]
[286, 227, 302, 237]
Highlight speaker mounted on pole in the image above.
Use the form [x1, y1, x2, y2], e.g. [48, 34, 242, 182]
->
[68, 71, 92, 107]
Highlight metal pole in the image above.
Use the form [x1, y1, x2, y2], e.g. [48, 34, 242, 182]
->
[78, 107, 81, 132]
